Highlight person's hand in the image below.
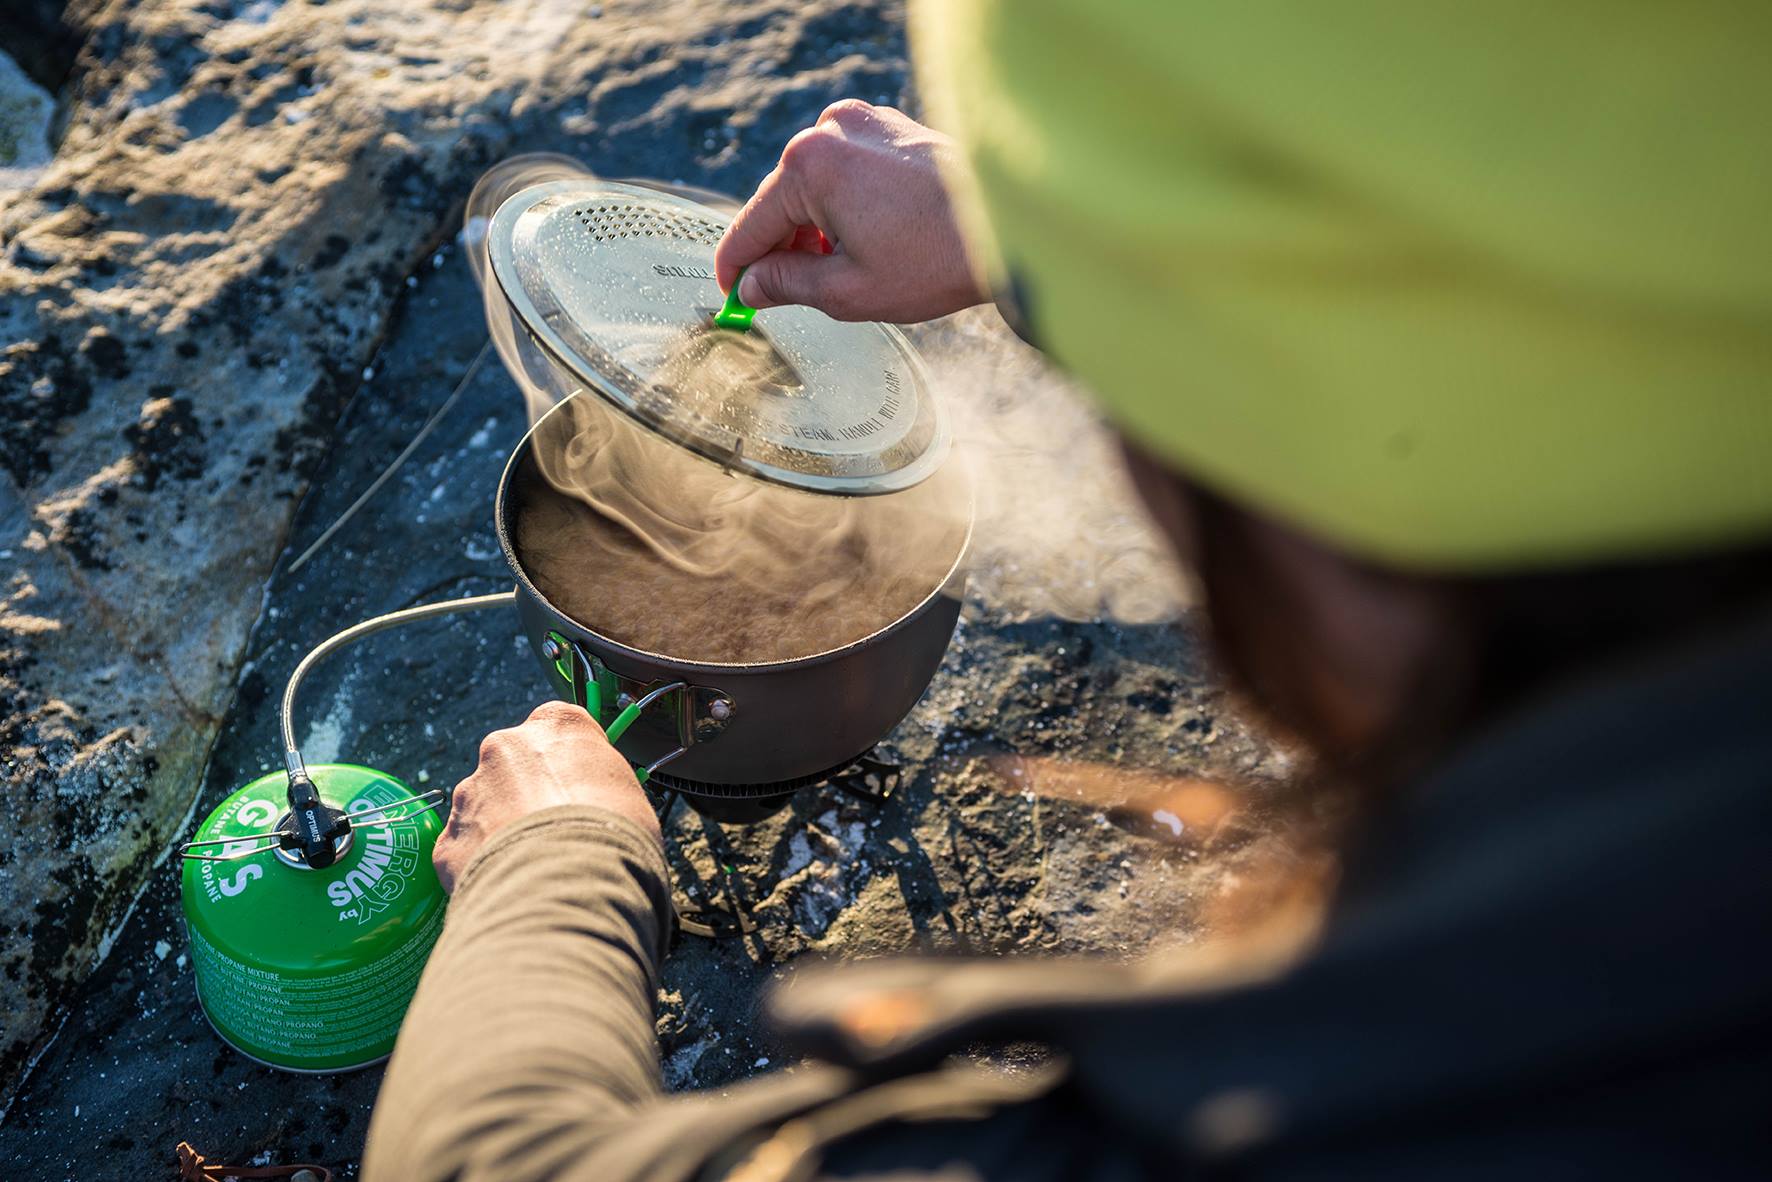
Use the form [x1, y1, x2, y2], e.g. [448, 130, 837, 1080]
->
[433, 701, 660, 893]
[715, 100, 988, 323]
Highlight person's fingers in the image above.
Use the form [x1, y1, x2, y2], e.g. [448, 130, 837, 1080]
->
[790, 224, 833, 254]
[823, 97, 889, 123]
[716, 164, 810, 292]
[434, 843, 459, 893]
[738, 249, 866, 317]
[527, 697, 600, 734]
[718, 120, 853, 290]
[433, 782, 472, 892]
[475, 727, 510, 769]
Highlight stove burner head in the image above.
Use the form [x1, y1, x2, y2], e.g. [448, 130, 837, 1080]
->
[650, 750, 903, 825]
[652, 781, 799, 825]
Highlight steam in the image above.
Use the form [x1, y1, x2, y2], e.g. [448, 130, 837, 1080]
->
[915, 310, 1189, 624]
[520, 388, 967, 597]
[466, 155, 1184, 655]
[466, 154, 597, 425]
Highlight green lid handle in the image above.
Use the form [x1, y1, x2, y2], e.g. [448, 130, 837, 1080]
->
[713, 267, 756, 332]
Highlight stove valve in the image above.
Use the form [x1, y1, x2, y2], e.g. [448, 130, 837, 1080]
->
[282, 770, 353, 869]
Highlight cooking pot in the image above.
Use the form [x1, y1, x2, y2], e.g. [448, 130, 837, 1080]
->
[474, 168, 972, 812]
[496, 392, 969, 801]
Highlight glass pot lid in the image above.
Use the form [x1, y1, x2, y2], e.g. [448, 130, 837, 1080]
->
[486, 179, 948, 495]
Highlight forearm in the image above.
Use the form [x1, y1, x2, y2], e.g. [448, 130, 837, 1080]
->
[363, 805, 673, 1182]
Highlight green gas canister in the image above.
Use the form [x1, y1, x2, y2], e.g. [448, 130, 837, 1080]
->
[181, 764, 447, 1072]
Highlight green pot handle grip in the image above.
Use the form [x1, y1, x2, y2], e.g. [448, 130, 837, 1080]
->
[548, 630, 609, 720]
[604, 700, 645, 744]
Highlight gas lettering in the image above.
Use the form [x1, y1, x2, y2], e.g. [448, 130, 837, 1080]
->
[218, 864, 264, 897]
[235, 799, 279, 828]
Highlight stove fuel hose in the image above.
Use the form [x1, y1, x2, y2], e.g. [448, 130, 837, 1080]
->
[278, 590, 518, 867]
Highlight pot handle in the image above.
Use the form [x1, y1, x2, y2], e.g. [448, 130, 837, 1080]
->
[545, 631, 688, 785]
[544, 629, 616, 723]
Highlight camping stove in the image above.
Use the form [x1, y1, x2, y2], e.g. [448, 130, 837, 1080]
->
[174, 160, 965, 1072]
[174, 586, 913, 1066]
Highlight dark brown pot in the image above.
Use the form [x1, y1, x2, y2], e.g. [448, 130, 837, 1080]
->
[494, 401, 970, 804]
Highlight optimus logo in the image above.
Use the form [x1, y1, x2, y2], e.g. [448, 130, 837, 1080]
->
[326, 797, 423, 924]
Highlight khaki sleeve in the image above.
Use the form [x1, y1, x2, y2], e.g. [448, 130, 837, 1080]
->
[362, 805, 675, 1181]
[360, 805, 1101, 1182]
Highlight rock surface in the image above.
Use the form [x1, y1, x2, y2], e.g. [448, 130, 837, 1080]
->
[0, 49, 55, 190]
[0, 0, 919, 1112]
[0, 3, 1293, 1178]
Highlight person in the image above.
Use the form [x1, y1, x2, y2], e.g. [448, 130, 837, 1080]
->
[364, 5, 1772, 1178]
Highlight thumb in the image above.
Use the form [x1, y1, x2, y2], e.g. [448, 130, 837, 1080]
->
[738, 250, 863, 319]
